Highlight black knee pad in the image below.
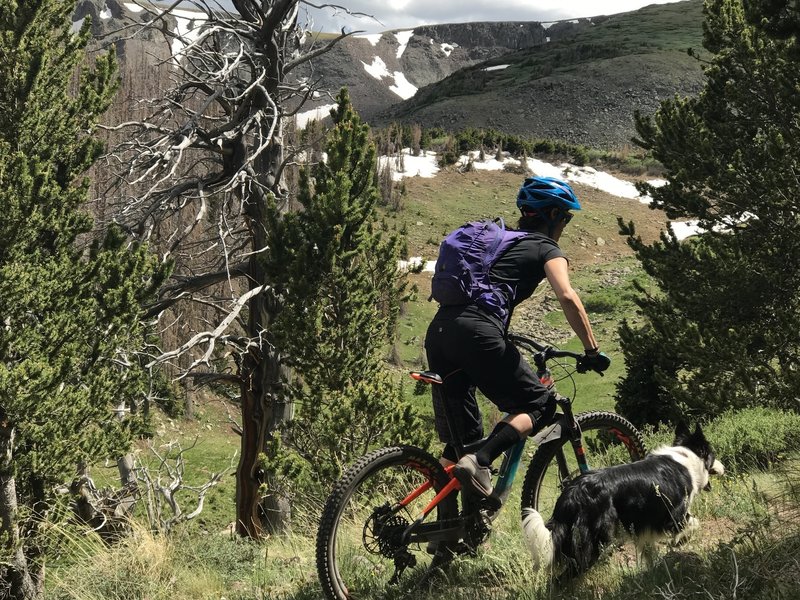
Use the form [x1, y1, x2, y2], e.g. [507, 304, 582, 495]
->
[529, 394, 557, 429]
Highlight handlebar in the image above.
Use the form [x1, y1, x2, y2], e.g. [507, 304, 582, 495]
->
[507, 333, 602, 376]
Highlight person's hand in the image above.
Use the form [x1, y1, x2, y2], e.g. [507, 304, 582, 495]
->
[578, 349, 611, 374]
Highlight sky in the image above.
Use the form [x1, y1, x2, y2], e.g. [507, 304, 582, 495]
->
[303, 0, 687, 33]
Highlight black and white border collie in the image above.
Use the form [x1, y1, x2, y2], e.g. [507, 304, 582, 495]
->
[522, 423, 725, 578]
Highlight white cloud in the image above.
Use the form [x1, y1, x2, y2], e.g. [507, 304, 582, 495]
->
[304, 1, 686, 34]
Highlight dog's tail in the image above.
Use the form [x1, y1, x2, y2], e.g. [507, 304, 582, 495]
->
[521, 507, 554, 568]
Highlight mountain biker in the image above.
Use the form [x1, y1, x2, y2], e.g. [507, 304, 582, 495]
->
[425, 176, 610, 498]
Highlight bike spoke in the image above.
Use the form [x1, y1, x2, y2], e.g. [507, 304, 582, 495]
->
[319, 449, 459, 599]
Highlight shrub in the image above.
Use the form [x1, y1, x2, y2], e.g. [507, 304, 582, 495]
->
[702, 408, 800, 472]
[634, 408, 800, 474]
[582, 292, 623, 314]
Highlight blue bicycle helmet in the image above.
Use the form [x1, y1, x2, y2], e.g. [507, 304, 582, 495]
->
[516, 176, 581, 212]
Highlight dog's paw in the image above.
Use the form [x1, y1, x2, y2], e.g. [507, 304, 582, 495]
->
[672, 515, 700, 547]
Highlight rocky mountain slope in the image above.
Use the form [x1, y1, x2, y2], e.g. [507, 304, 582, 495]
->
[294, 18, 594, 120]
[379, 1, 707, 148]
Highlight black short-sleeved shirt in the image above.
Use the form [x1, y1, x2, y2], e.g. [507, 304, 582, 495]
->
[489, 232, 565, 309]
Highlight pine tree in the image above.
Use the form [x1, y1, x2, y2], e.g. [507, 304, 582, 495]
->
[0, 4, 164, 596]
[263, 89, 425, 494]
[617, 0, 800, 426]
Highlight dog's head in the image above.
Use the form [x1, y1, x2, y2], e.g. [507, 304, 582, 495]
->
[674, 422, 725, 489]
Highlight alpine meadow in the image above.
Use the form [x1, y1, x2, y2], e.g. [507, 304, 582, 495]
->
[1, 1, 799, 600]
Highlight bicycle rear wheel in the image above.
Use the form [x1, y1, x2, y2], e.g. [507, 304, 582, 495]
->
[520, 411, 646, 519]
[316, 445, 459, 600]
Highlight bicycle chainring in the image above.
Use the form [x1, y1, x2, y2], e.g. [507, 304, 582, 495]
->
[464, 509, 493, 550]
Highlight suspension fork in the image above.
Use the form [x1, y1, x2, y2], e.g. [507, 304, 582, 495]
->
[556, 394, 590, 475]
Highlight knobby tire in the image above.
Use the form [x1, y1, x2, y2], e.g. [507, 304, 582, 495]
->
[316, 445, 458, 600]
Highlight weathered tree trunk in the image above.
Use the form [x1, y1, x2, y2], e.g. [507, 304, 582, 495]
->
[1, 423, 41, 600]
[117, 454, 136, 488]
[236, 144, 293, 534]
[183, 377, 195, 420]
[236, 322, 292, 536]
[233, 7, 297, 536]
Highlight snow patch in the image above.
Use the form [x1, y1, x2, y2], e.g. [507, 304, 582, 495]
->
[295, 104, 337, 130]
[440, 43, 457, 57]
[398, 256, 436, 273]
[362, 58, 417, 99]
[171, 9, 207, 59]
[670, 221, 702, 241]
[71, 17, 86, 33]
[362, 56, 390, 80]
[389, 72, 417, 100]
[355, 33, 382, 46]
[100, 4, 112, 19]
[395, 30, 414, 59]
[542, 22, 555, 30]
[457, 152, 657, 204]
[483, 64, 510, 72]
[378, 149, 439, 181]
[124, 2, 143, 13]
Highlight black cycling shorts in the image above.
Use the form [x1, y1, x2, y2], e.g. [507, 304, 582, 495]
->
[424, 304, 553, 445]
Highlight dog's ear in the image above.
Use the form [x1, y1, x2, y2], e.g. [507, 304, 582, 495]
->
[674, 421, 691, 444]
[692, 423, 708, 443]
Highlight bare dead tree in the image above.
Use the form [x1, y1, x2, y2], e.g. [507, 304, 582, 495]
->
[136, 439, 232, 534]
[102, 0, 355, 536]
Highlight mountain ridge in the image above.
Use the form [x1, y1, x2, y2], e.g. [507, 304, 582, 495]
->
[76, 0, 706, 150]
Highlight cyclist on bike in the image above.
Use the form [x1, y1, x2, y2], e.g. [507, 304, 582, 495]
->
[425, 176, 610, 498]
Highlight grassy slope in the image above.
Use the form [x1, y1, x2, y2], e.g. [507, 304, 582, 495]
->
[401, 0, 705, 112]
[49, 164, 800, 600]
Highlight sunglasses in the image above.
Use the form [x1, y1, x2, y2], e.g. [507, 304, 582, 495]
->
[561, 211, 573, 225]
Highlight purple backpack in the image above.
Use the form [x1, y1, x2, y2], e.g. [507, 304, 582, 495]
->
[430, 219, 528, 325]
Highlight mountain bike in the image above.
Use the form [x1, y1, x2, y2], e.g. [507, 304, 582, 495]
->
[316, 333, 646, 599]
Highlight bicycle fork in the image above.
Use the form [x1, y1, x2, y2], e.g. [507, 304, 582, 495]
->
[556, 394, 590, 475]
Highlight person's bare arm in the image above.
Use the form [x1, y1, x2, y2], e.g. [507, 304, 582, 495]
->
[544, 257, 598, 352]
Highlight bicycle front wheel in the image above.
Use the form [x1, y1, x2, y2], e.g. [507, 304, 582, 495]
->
[520, 411, 646, 520]
[316, 445, 458, 600]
